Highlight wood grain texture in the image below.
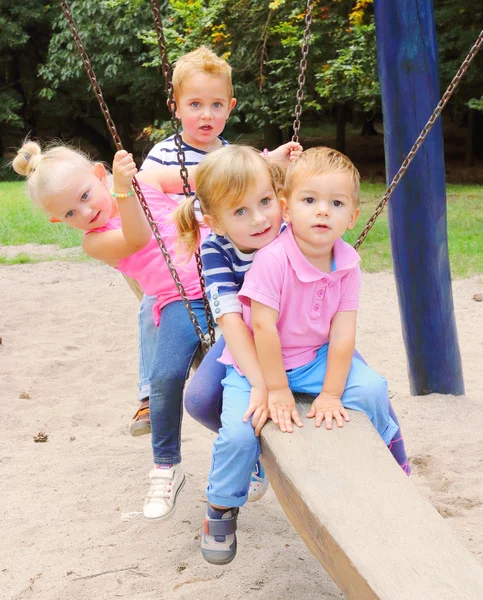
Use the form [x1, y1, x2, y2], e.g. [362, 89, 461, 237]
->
[261, 395, 483, 599]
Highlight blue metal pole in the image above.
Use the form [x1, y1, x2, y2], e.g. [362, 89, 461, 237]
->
[373, 0, 464, 395]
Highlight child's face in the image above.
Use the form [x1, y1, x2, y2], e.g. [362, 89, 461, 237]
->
[206, 171, 282, 253]
[175, 72, 236, 152]
[282, 171, 360, 253]
[44, 164, 114, 230]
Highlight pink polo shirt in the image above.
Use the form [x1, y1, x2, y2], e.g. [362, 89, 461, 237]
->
[86, 180, 208, 325]
[221, 225, 361, 371]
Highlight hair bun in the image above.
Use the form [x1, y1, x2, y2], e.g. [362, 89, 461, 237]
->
[12, 141, 42, 177]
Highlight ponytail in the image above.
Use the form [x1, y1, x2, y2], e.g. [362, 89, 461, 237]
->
[173, 196, 202, 261]
[11, 139, 95, 211]
[12, 140, 42, 178]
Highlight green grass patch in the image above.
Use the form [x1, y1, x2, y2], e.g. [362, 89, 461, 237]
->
[0, 181, 482, 277]
[0, 182, 82, 248]
[344, 183, 483, 277]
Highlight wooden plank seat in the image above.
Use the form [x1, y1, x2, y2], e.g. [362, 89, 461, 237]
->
[260, 393, 483, 600]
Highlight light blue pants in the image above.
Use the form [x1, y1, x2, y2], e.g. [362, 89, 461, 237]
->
[206, 343, 399, 508]
[137, 294, 157, 401]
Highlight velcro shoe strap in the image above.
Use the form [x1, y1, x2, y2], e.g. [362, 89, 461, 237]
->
[204, 515, 237, 536]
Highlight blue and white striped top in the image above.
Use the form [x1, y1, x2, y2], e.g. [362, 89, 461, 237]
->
[141, 134, 228, 206]
[201, 233, 256, 320]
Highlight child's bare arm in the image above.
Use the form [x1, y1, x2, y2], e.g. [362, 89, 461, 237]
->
[137, 164, 197, 193]
[307, 310, 357, 428]
[82, 151, 152, 264]
[251, 300, 303, 433]
[217, 313, 268, 436]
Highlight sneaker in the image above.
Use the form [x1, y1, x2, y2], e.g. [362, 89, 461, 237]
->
[247, 460, 269, 502]
[130, 398, 151, 437]
[143, 464, 185, 522]
[201, 505, 239, 565]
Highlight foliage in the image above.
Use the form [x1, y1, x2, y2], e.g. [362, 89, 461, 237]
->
[0, 0, 482, 154]
[315, 20, 379, 113]
[0, 0, 52, 127]
[435, 1, 483, 115]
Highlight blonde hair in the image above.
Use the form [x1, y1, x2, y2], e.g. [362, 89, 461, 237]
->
[173, 46, 233, 100]
[12, 140, 96, 210]
[174, 145, 285, 259]
[285, 146, 361, 207]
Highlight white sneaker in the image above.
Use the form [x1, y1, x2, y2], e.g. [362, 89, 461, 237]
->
[143, 464, 185, 522]
[247, 460, 269, 502]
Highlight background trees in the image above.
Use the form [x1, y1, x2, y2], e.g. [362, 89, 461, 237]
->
[0, 0, 481, 167]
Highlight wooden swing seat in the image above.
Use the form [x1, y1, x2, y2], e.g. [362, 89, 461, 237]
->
[261, 394, 483, 599]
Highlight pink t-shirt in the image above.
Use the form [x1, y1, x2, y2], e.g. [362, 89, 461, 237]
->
[221, 225, 361, 371]
[86, 180, 208, 325]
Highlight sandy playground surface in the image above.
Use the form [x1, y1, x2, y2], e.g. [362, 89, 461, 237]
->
[1, 252, 483, 600]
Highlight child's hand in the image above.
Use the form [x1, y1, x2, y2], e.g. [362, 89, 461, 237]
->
[267, 141, 303, 162]
[268, 387, 303, 433]
[243, 385, 269, 436]
[307, 392, 350, 429]
[112, 150, 137, 194]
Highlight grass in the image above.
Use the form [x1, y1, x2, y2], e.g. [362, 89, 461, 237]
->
[0, 182, 82, 248]
[344, 183, 483, 277]
[0, 181, 482, 277]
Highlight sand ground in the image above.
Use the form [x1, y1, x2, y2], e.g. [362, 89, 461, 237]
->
[1, 257, 482, 600]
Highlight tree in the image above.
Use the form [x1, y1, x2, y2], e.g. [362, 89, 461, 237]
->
[0, 0, 52, 152]
[39, 0, 164, 158]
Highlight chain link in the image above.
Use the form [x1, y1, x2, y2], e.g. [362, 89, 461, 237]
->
[354, 29, 483, 250]
[292, 0, 314, 144]
[60, 0, 212, 352]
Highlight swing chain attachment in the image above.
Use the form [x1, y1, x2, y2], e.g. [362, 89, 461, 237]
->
[149, 0, 217, 347]
[60, 0, 214, 353]
[292, 0, 314, 144]
[354, 29, 483, 251]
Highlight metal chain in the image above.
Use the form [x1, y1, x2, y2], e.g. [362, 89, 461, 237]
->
[292, 0, 314, 144]
[354, 29, 483, 250]
[60, 0, 211, 352]
[149, 0, 216, 347]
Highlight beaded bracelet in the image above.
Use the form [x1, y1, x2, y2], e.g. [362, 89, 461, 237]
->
[110, 188, 134, 199]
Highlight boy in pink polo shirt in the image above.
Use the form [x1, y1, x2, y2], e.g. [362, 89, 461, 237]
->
[201, 147, 410, 565]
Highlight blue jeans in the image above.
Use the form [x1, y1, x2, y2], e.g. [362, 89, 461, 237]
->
[149, 299, 208, 465]
[138, 295, 157, 401]
[206, 344, 399, 508]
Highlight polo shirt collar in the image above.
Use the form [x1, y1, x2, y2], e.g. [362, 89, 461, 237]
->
[280, 224, 360, 283]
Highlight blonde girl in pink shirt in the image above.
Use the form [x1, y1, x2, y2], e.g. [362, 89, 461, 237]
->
[13, 141, 212, 522]
[184, 146, 409, 565]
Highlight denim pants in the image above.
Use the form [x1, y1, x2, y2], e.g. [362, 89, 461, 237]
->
[137, 295, 157, 401]
[149, 299, 208, 465]
[206, 344, 399, 508]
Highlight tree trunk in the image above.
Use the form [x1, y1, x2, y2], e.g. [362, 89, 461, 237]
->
[360, 117, 378, 136]
[263, 123, 283, 150]
[336, 105, 346, 154]
[467, 109, 475, 166]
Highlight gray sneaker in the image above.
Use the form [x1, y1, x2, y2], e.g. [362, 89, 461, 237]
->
[201, 506, 239, 565]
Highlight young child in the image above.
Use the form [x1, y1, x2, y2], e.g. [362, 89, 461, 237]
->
[184, 146, 410, 565]
[175, 145, 296, 500]
[132, 46, 301, 438]
[12, 140, 212, 521]
[131, 45, 236, 436]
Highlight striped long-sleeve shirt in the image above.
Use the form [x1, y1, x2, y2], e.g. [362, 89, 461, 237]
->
[201, 233, 256, 320]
